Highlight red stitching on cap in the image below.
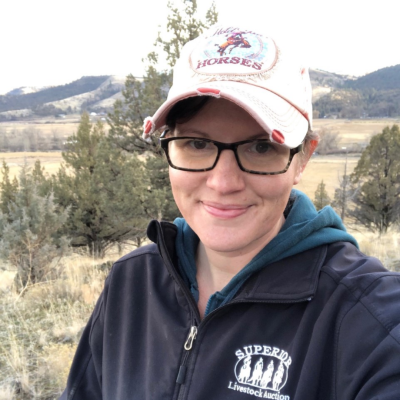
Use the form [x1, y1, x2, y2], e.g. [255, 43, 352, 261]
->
[197, 87, 221, 95]
[272, 129, 285, 144]
[144, 119, 153, 134]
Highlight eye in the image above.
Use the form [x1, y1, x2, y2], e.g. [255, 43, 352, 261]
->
[190, 139, 208, 150]
[252, 141, 271, 154]
[245, 141, 275, 155]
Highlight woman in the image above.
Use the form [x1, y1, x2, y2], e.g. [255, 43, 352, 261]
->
[61, 24, 400, 400]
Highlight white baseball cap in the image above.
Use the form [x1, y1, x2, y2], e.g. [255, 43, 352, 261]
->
[143, 24, 313, 149]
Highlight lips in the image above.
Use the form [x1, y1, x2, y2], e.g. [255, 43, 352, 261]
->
[202, 201, 250, 219]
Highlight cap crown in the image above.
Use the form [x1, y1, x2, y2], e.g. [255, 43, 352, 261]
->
[170, 24, 312, 124]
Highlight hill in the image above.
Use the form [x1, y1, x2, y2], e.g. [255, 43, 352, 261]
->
[0, 76, 125, 120]
[345, 64, 400, 91]
[313, 64, 400, 118]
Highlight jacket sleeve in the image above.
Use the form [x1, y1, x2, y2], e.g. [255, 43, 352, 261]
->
[336, 274, 400, 399]
[59, 289, 105, 400]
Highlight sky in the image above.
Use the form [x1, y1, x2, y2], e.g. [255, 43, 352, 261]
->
[1, 0, 399, 95]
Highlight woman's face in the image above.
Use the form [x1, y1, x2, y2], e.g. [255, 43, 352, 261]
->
[169, 98, 309, 257]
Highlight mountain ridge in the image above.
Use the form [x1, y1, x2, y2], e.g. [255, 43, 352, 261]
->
[1, 65, 399, 120]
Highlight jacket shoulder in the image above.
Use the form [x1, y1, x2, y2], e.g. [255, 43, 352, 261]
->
[323, 241, 400, 342]
[322, 241, 397, 286]
[113, 243, 160, 264]
[322, 243, 400, 397]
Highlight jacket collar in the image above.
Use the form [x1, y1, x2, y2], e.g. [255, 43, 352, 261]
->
[147, 219, 326, 303]
[233, 245, 326, 302]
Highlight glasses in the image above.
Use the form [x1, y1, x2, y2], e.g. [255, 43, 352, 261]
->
[160, 131, 303, 175]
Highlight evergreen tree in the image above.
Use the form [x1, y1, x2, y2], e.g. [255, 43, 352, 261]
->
[0, 164, 69, 291]
[313, 180, 331, 211]
[0, 161, 18, 216]
[107, 0, 218, 222]
[154, 0, 217, 68]
[53, 113, 159, 258]
[350, 125, 400, 234]
[332, 154, 356, 222]
[31, 159, 53, 196]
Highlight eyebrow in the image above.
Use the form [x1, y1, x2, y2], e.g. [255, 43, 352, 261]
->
[173, 128, 211, 138]
[173, 128, 270, 141]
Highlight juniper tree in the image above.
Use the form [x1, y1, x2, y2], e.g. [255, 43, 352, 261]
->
[313, 180, 331, 211]
[53, 113, 160, 258]
[154, 0, 216, 68]
[350, 125, 400, 234]
[107, 0, 218, 222]
[0, 161, 18, 216]
[0, 164, 69, 291]
[332, 155, 356, 222]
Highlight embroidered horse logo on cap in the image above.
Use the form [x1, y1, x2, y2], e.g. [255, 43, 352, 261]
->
[215, 31, 251, 56]
[190, 26, 278, 76]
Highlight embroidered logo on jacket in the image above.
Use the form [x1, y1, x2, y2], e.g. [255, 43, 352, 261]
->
[228, 345, 291, 399]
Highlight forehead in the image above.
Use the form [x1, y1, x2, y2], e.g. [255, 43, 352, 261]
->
[174, 98, 268, 141]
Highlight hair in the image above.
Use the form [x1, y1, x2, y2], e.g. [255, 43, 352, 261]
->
[166, 97, 211, 132]
[165, 96, 319, 158]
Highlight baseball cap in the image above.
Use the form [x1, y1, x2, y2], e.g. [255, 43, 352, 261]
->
[143, 24, 313, 149]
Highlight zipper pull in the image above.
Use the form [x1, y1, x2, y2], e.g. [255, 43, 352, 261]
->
[176, 326, 198, 385]
[184, 326, 197, 350]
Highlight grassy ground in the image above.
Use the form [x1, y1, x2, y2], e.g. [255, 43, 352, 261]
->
[296, 154, 357, 198]
[0, 119, 80, 141]
[313, 118, 400, 147]
[0, 152, 63, 180]
[0, 252, 119, 399]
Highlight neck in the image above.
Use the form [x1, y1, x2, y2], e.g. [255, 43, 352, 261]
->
[195, 214, 285, 317]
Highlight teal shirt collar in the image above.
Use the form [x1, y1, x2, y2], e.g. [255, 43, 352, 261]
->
[174, 189, 358, 316]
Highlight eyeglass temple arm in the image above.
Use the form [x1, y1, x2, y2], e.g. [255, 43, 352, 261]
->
[160, 129, 170, 139]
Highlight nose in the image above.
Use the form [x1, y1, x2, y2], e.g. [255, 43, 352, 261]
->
[206, 149, 246, 193]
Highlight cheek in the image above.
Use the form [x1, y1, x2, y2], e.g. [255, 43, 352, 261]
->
[169, 169, 202, 207]
[249, 171, 297, 197]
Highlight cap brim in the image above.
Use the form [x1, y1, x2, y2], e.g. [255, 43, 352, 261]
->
[152, 81, 309, 149]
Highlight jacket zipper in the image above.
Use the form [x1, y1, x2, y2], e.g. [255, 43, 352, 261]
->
[176, 326, 198, 385]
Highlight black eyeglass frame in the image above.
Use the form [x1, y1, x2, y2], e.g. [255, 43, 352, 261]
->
[159, 130, 304, 175]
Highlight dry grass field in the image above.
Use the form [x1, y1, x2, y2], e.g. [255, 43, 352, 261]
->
[0, 152, 63, 179]
[0, 253, 119, 399]
[296, 154, 357, 198]
[0, 118, 80, 138]
[313, 118, 400, 147]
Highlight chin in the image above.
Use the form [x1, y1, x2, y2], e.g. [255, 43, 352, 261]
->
[198, 225, 263, 254]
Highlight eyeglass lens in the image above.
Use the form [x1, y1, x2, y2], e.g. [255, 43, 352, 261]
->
[167, 138, 291, 173]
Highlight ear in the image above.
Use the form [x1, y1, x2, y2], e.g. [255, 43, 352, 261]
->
[293, 140, 318, 185]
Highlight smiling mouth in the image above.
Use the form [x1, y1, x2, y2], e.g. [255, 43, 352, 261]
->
[202, 202, 250, 219]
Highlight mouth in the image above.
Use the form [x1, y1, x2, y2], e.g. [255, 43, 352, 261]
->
[201, 201, 251, 219]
